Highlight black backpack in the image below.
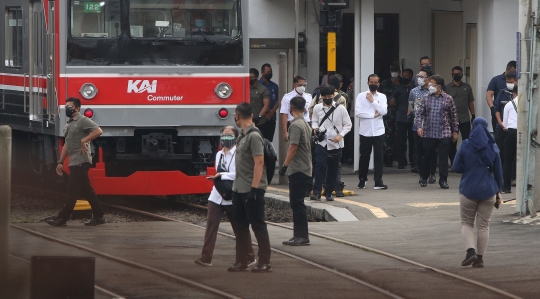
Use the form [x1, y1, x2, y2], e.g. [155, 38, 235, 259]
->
[246, 127, 278, 185]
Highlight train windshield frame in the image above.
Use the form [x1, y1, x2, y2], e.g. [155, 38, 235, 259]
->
[67, 0, 243, 66]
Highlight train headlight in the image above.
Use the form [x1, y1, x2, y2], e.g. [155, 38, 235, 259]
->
[214, 82, 233, 99]
[218, 108, 229, 119]
[79, 83, 98, 99]
[83, 108, 95, 119]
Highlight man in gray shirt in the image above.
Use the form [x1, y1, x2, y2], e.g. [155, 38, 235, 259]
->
[278, 96, 312, 246]
[229, 103, 272, 273]
[47, 97, 105, 227]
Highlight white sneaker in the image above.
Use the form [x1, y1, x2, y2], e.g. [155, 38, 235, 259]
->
[247, 258, 257, 267]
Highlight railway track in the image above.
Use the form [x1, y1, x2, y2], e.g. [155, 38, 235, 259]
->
[10, 184, 524, 299]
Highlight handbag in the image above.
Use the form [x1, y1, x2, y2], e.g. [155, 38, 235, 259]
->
[213, 151, 235, 201]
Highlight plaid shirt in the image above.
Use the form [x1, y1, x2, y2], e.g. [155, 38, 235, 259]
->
[415, 92, 459, 139]
[408, 86, 430, 131]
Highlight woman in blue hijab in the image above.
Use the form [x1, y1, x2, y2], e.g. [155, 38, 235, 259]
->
[452, 117, 502, 268]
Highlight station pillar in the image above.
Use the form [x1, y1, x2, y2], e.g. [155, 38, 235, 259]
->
[0, 126, 12, 289]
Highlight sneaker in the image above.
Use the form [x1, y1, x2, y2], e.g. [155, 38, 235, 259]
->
[501, 188, 511, 194]
[335, 190, 344, 197]
[46, 218, 67, 227]
[251, 264, 272, 273]
[419, 179, 427, 187]
[84, 217, 106, 226]
[428, 174, 436, 183]
[326, 195, 334, 201]
[194, 258, 212, 267]
[357, 179, 366, 189]
[511, 180, 516, 187]
[282, 237, 310, 246]
[439, 181, 449, 189]
[227, 262, 249, 272]
[472, 257, 484, 268]
[247, 258, 257, 267]
[310, 194, 321, 201]
[374, 183, 388, 190]
[461, 249, 478, 266]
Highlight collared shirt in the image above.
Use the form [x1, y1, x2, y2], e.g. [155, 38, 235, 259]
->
[208, 147, 236, 206]
[232, 123, 268, 193]
[250, 81, 270, 125]
[487, 73, 507, 101]
[280, 90, 312, 122]
[259, 78, 279, 122]
[308, 91, 347, 115]
[392, 84, 413, 123]
[446, 81, 475, 123]
[408, 85, 430, 131]
[494, 89, 513, 129]
[286, 116, 312, 177]
[63, 114, 99, 166]
[355, 90, 387, 137]
[415, 92, 459, 139]
[503, 97, 518, 129]
[312, 103, 352, 150]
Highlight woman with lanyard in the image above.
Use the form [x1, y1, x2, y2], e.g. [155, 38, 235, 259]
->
[453, 117, 503, 268]
[194, 126, 256, 267]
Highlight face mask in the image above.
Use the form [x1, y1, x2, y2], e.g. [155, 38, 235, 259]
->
[295, 86, 305, 94]
[323, 98, 333, 105]
[422, 65, 432, 71]
[452, 74, 463, 82]
[264, 73, 273, 80]
[220, 135, 235, 149]
[417, 77, 426, 86]
[506, 83, 515, 90]
[428, 85, 438, 94]
[66, 109, 76, 118]
[401, 77, 411, 84]
[249, 78, 256, 85]
[391, 72, 400, 78]
[368, 84, 378, 92]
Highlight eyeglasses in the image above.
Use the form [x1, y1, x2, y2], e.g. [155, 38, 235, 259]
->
[452, 73, 463, 76]
[420, 63, 431, 67]
[65, 105, 75, 110]
[249, 77, 257, 80]
[417, 75, 427, 79]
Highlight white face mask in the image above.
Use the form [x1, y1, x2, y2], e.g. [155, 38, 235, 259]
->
[391, 72, 400, 78]
[428, 85, 438, 94]
[417, 77, 426, 86]
[295, 86, 305, 94]
[506, 83, 515, 91]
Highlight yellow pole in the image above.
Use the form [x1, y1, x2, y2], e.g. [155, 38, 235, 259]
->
[327, 32, 336, 74]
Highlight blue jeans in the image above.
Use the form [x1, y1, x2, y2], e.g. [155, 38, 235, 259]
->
[313, 144, 341, 196]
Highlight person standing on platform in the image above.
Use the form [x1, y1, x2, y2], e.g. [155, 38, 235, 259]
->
[194, 126, 256, 267]
[381, 64, 401, 167]
[229, 103, 272, 273]
[494, 71, 518, 164]
[486, 61, 516, 131]
[280, 76, 312, 142]
[278, 97, 312, 246]
[446, 66, 475, 166]
[249, 68, 271, 140]
[416, 75, 459, 189]
[393, 68, 415, 169]
[47, 97, 106, 227]
[453, 117, 502, 269]
[356, 74, 388, 190]
[501, 86, 518, 194]
[259, 63, 280, 142]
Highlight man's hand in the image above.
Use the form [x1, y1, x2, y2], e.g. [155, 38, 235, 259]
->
[417, 128, 423, 137]
[81, 140, 88, 155]
[266, 110, 275, 120]
[366, 93, 374, 103]
[283, 133, 289, 142]
[253, 115, 262, 124]
[278, 164, 288, 176]
[471, 113, 475, 122]
[331, 135, 343, 143]
[452, 132, 458, 142]
[246, 187, 259, 203]
[56, 164, 63, 176]
[374, 111, 380, 118]
[498, 121, 505, 129]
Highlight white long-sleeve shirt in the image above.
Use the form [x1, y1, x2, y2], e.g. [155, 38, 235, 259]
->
[503, 97, 518, 130]
[355, 90, 387, 137]
[208, 147, 236, 206]
[280, 90, 312, 122]
[311, 103, 352, 150]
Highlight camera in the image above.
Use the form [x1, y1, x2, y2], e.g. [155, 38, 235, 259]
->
[311, 126, 327, 143]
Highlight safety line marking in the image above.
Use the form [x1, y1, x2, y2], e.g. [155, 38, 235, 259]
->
[267, 186, 389, 218]
[408, 201, 514, 208]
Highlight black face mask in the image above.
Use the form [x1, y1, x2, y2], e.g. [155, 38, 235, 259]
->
[452, 74, 463, 82]
[66, 109, 76, 118]
[249, 78, 256, 85]
[369, 84, 378, 92]
[323, 98, 333, 105]
[401, 77, 411, 84]
[264, 73, 273, 80]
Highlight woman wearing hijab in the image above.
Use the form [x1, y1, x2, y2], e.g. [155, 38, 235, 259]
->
[452, 117, 503, 268]
[194, 126, 256, 267]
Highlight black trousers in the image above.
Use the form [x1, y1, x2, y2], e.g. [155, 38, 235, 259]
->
[232, 190, 271, 265]
[257, 120, 276, 142]
[495, 127, 506, 163]
[449, 122, 471, 165]
[503, 129, 517, 189]
[288, 172, 310, 238]
[414, 133, 436, 175]
[358, 135, 384, 184]
[313, 145, 341, 196]
[58, 163, 104, 221]
[421, 138, 451, 183]
[396, 121, 415, 167]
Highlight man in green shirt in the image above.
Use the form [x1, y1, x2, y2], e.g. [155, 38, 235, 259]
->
[47, 97, 105, 227]
[249, 68, 271, 139]
[229, 103, 272, 273]
[278, 96, 312, 246]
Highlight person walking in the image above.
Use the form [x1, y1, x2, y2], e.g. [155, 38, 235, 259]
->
[393, 68, 415, 169]
[194, 126, 256, 267]
[279, 96, 312, 246]
[453, 117, 503, 268]
[47, 97, 106, 227]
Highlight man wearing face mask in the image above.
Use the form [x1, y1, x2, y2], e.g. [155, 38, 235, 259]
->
[412, 56, 432, 87]
[258, 63, 280, 142]
[493, 71, 518, 164]
[392, 68, 415, 169]
[380, 64, 401, 167]
[356, 74, 388, 190]
[446, 66, 475, 166]
[280, 75, 312, 142]
[416, 75, 459, 189]
[47, 97, 105, 227]
[486, 61, 517, 132]
[249, 68, 271, 140]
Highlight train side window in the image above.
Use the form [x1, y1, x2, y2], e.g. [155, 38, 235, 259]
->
[5, 7, 23, 68]
[70, 0, 121, 38]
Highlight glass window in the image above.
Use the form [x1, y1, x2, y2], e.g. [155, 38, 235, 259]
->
[70, 0, 121, 38]
[5, 7, 23, 67]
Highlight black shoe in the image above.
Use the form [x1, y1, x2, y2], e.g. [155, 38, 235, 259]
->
[501, 188, 511, 194]
[282, 237, 310, 246]
[357, 179, 366, 189]
[440, 182, 449, 189]
[227, 262, 249, 272]
[374, 183, 388, 190]
[461, 249, 478, 266]
[419, 179, 427, 187]
[310, 194, 321, 201]
[251, 263, 272, 273]
[472, 256, 484, 268]
[194, 258, 212, 267]
[84, 217, 106, 226]
[428, 174, 436, 183]
[326, 195, 334, 201]
[335, 190, 344, 197]
[46, 218, 67, 227]
[411, 167, 419, 173]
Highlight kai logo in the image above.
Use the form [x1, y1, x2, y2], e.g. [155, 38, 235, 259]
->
[127, 80, 157, 93]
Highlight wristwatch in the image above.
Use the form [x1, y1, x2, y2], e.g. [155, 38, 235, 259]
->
[57, 162, 63, 165]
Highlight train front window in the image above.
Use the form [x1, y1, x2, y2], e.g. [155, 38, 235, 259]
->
[70, 0, 121, 38]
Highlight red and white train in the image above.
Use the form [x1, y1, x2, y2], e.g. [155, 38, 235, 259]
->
[1, 0, 249, 195]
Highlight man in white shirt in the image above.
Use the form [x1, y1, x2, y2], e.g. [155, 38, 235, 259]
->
[355, 74, 388, 190]
[501, 90, 518, 193]
[311, 84, 352, 201]
[280, 75, 312, 142]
